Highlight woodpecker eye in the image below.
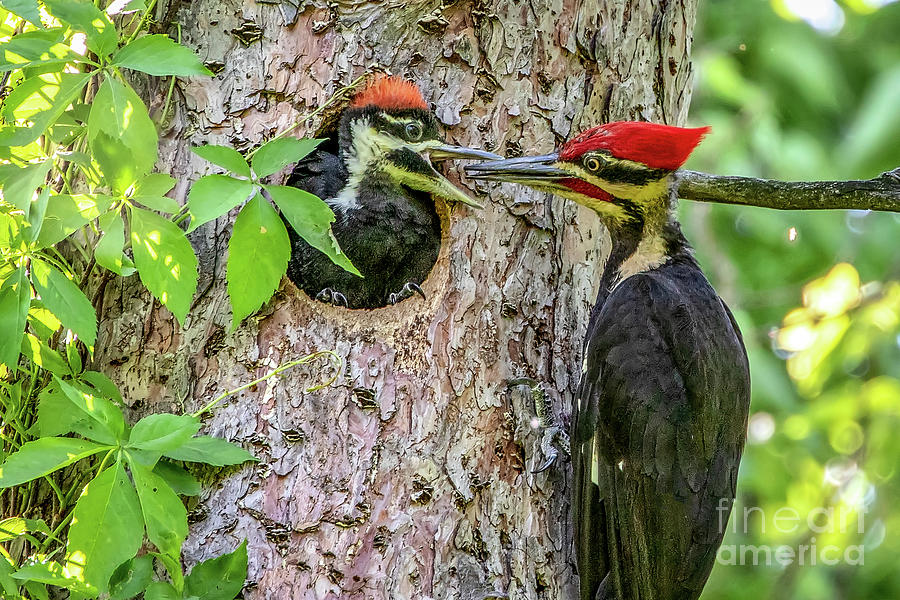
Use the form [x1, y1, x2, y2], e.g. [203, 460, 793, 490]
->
[405, 122, 423, 141]
[584, 157, 602, 172]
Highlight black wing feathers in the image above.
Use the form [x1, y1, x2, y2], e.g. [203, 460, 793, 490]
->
[575, 260, 750, 600]
[285, 149, 346, 200]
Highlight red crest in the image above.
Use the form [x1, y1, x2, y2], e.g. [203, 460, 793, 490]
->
[351, 76, 428, 111]
[559, 121, 710, 171]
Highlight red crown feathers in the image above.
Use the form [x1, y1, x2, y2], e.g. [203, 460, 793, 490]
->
[560, 121, 710, 171]
[351, 76, 429, 111]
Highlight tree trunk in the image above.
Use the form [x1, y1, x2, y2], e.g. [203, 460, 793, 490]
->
[94, 1, 698, 598]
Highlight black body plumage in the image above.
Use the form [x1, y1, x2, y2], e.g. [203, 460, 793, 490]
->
[284, 106, 442, 308]
[573, 216, 751, 600]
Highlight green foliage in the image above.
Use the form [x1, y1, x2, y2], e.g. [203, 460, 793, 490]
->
[0, 438, 109, 487]
[687, 2, 900, 597]
[188, 137, 359, 326]
[251, 137, 322, 178]
[227, 194, 291, 328]
[183, 540, 248, 600]
[129, 206, 198, 325]
[268, 184, 361, 276]
[87, 76, 158, 193]
[29, 259, 96, 346]
[111, 34, 213, 77]
[0, 3, 350, 598]
[0, 368, 257, 598]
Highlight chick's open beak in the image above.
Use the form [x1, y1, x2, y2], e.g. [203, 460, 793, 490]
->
[428, 144, 504, 162]
[384, 148, 485, 209]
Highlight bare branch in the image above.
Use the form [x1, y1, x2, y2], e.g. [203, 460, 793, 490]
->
[675, 167, 900, 212]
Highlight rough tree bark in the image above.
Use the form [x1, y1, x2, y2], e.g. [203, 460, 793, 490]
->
[93, 1, 698, 598]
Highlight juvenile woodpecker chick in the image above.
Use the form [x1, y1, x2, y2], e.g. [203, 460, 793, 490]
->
[467, 122, 751, 600]
[286, 77, 497, 309]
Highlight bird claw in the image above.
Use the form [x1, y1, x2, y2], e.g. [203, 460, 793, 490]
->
[507, 378, 570, 474]
[532, 426, 570, 474]
[388, 281, 426, 305]
[314, 288, 349, 307]
[532, 453, 558, 474]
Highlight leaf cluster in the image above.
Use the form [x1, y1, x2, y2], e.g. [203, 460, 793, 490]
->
[0, 1, 350, 598]
[0, 377, 254, 599]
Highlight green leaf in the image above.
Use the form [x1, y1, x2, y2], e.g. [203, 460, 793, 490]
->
[0, 267, 30, 369]
[153, 460, 201, 496]
[129, 414, 200, 453]
[95, 211, 136, 276]
[88, 77, 158, 193]
[0, 30, 74, 73]
[25, 580, 50, 600]
[251, 137, 322, 178]
[266, 184, 360, 276]
[184, 540, 248, 600]
[80, 370, 123, 405]
[21, 332, 70, 375]
[186, 174, 254, 233]
[27, 186, 51, 243]
[134, 195, 181, 214]
[192, 145, 251, 178]
[0, 71, 91, 147]
[108, 556, 153, 600]
[112, 34, 213, 77]
[0, 0, 43, 27]
[152, 551, 183, 592]
[0, 553, 17, 597]
[66, 338, 82, 374]
[0, 517, 26, 542]
[119, 0, 147, 11]
[36, 193, 113, 248]
[27, 302, 62, 340]
[129, 206, 199, 325]
[53, 376, 126, 444]
[43, 0, 117, 58]
[35, 380, 88, 437]
[0, 160, 51, 215]
[0, 437, 108, 488]
[164, 436, 257, 466]
[144, 581, 180, 600]
[66, 460, 144, 594]
[134, 173, 176, 197]
[30, 259, 97, 346]
[0, 210, 24, 252]
[24, 518, 51, 535]
[11, 561, 95, 595]
[227, 194, 289, 328]
[130, 461, 188, 557]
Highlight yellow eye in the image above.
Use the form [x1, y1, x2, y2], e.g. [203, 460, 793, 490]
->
[585, 157, 602, 171]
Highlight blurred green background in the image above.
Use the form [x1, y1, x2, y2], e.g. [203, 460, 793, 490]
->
[682, 0, 900, 597]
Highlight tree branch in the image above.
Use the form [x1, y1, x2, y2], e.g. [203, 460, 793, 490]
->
[675, 167, 900, 212]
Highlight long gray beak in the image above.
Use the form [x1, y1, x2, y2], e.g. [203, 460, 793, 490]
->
[429, 144, 504, 162]
[464, 154, 568, 182]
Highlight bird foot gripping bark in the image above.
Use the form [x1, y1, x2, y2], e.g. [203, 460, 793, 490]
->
[506, 378, 570, 473]
[315, 288, 349, 307]
[388, 281, 426, 305]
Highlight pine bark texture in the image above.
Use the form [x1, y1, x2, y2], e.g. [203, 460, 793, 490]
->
[95, 1, 698, 598]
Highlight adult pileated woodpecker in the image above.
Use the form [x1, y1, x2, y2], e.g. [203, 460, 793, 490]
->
[285, 77, 497, 309]
[466, 122, 751, 600]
